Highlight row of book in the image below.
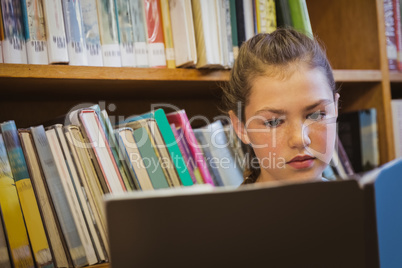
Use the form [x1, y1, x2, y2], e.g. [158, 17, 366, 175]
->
[0, 0, 312, 68]
[0, 104, 249, 267]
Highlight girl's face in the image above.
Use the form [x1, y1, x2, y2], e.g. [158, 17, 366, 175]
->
[231, 66, 339, 182]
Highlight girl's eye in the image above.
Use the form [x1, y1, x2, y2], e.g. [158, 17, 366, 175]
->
[308, 111, 326, 121]
[264, 118, 283, 128]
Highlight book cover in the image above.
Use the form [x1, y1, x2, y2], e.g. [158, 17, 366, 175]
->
[31, 125, 88, 268]
[129, 0, 149, 67]
[61, 0, 88, 66]
[0, 134, 34, 268]
[19, 129, 71, 268]
[0, 0, 28, 63]
[0, 206, 12, 268]
[121, 109, 194, 186]
[96, 0, 121, 67]
[384, 0, 398, 70]
[115, 0, 136, 67]
[20, 0, 49, 64]
[191, 0, 222, 68]
[115, 127, 154, 191]
[159, 0, 175, 68]
[81, 0, 103, 66]
[255, 0, 276, 33]
[42, 0, 69, 64]
[228, 0, 238, 59]
[193, 120, 243, 187]
[275, 0, 293, 27]
[0, 121, 53, 268]
[50, 125, 102, 264]
[166, 110, 214, 185]
[144, 0, 167, 68]
[288, 0, 312, 37]
[168, 0, 197, 67]
[78, 109, 126, 193]
[133, 127, 170, 189]
[64, 125, 108, 243]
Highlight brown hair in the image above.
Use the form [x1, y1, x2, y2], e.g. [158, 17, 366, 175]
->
[221, 28, 337, 184]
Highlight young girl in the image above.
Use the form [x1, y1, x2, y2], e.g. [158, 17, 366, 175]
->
[222, 28, 339, 184]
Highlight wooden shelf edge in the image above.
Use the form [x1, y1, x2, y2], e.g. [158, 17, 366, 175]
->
[389, 71, 402, 82]
[88, 263, 109, 268]
[333, 69, 382, 82]
[0, 63, 230, 82]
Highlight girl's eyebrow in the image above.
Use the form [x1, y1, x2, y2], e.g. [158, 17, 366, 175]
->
[254, 99, 333, 116]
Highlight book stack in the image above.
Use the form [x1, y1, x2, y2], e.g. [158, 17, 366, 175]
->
[0, 0, 312, 68]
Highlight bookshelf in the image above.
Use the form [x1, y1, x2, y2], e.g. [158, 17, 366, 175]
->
[0, 0, 398, 267]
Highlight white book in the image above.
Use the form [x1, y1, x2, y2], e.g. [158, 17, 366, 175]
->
[0, 42, 3, 63]
[21, 0, 48, 64]
[222, 0, 234, 67]
[0, 0, 28, 64]
[62, 0, 88, 66]
[392, 99, 402, 158]
[96, 0, 121, 67]
[130, 0, 149, 67]
[46, 127, 98, 265]
[168, 0, 197, 67]
[42, 0, 69, 64]
[191, 0, 222, 68]
[81, 0, 103, 66]
[115, 0, 136, 67]
[215, 0, 230, 68]
[243, 0, 255, 41]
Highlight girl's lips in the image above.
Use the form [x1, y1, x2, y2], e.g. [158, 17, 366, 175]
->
[287, 155, 316, 169]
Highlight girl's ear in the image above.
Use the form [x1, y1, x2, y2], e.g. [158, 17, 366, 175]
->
[334, 93, 340, 116]
[229, 110, 251, 145]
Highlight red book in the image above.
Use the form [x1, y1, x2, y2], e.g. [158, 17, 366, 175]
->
[144, 0, 167, 68]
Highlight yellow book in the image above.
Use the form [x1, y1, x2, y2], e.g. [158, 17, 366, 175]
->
[1, 121, 53, 268]
[255, 0, 277, 34]
[160, 0, 176, 68]
[0, 134, 35, 268]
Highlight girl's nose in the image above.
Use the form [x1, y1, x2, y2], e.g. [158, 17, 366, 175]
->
[287, 122, 311, 149]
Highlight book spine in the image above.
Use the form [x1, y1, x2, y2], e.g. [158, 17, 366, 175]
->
[0, 134, 35, 268]
[394, 0, 402, 70]
[255, 0, 276, 33]
[0, 206, 12, 268]
[130, 0, 149, 67]
[0, 5, 4, 63]
[19, 130, 71, 268]
[228, 0, 238, 59]
[288, 0, 312, 36]
[115, 0, 136, 67]
[159, 0, 175, 68]
[144, 0, 167, 67]
[0, 121, 54, 268]
[0, 0, 28, 63]
[20, 0, 48, 64]
[42, 0, 69, 64]
[31, 125, 88, 268]
[96, 0, 121, 67]
[242, 0, 255, 40]
[80, 0, 103, 66]
[234, 0, 245, 46]
[61, 0, 88, 66]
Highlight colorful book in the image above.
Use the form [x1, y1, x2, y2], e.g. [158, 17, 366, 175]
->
[0, 121, 54, 268]
[255, 0, 277, 33]
[133, 127, 169, 189]
[0, 0, 28, 63]
[0, 206, 12, 268]
[130, 0, 149, 67]
[160, 0, 175, 68]
[20, 0, 49, 64]
[166, 110, 214, 185]
[121, 109, 193, 186]
[144, 0, 167, 68]
[61, 0, 88, 66]
[42, 0, 69, 63]
[81, 0, 103, 66]
[384, 0, 398, 70]
[0, 134, 35, 268]
[168, 0, 197, 67]
[115, 127, 154, 191]
[288, 0, 312, 37]
[192, 0, 223, 68]
[19, 129, 71, 268]
[115, 0, 136, 67]
[31, 125, 88, 268]
[96, 0, 121, 67]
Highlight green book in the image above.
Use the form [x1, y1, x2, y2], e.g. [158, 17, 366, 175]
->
[229, 0, 239, 58]
[133, 127, 169, 189]
[288, 0, 312, 36]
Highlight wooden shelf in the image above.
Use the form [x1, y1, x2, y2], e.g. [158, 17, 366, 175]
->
[333, 70, 382, 82]
[389, 71, 402, 82]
